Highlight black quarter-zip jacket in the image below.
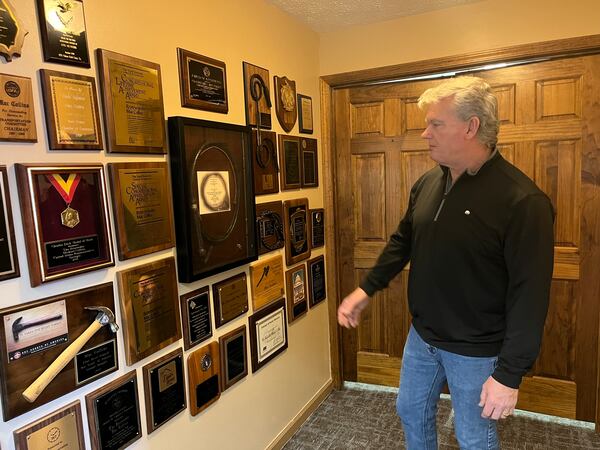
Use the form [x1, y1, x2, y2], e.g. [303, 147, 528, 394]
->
[360, 151, 555, 389]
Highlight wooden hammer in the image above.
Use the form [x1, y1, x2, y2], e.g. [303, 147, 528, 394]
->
[22, 306, 118, 403]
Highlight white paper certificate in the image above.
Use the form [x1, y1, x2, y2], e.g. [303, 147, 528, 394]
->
[256, 307, 285, 363]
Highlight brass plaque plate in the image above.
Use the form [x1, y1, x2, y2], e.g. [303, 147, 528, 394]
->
[212, 273, 249, 328]
[250, 255, 284, 311]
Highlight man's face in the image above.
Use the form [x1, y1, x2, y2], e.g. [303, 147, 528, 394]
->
[421, 97, 470, 167]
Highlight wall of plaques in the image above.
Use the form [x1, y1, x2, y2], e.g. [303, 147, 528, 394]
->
[0, 1, 328, 450]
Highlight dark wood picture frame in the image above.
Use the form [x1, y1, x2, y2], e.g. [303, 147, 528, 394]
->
[285, 264, 308, 323]
[142, 348, 186, 434]
[168, 117, 258, 282]
[0, 283, 117, 421]
[117, 257, 182, 365]
[279, 135, 301, 190]
[14, 401, 85, 450]
[248, 298, 287, 373]
[0, 165, 19, 281]
[36, 0, 91, 67]
[300, 137, 319, 188]
[308, 255, 327, 308]
[85, 370, 142, 450]
[39, 69, 103, 150]
[219, 325, 248, 391]
[283, 198, 311, 266]
[297, 93, 313, 134]
[108, 162, 175, 260]
[15, 163, 114, 287]
[179, 286, 212, 351]
[96, 48, 166, 154]
[177, 47, 228, 113]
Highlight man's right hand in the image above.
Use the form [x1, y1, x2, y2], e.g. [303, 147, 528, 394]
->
[337, 287, 370, 328]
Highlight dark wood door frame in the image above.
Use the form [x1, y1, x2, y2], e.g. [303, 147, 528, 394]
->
[320, 33, 600, 428]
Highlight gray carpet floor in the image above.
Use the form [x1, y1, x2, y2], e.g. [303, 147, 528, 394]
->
[284, 383, 600, 449]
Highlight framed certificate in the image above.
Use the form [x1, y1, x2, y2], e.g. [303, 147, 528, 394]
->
[285, 264, 308, 323]
[168, 117, 258, 282]
[248, 298, 287, 372]
[117, 257, 182, 365]
[36, 0, 90, 67]
[15, 163, 114, 286]
[108, 162, 175, 260]
[297, 93, 313, 134]
[177, 48, 228, 113]
[97, 49, 166, 154]
[0, 165, 19, 281]
[279, 135, 301, 190]
[40, 69, 103, 150]
[0, 73, 37, 142]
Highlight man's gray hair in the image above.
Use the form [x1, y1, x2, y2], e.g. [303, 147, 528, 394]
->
[418, 76, 499, 149]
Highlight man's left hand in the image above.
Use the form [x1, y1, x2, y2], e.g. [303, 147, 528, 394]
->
[479, 376, 518, 420]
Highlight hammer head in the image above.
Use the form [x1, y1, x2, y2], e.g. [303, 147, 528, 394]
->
[12, 317, 23, 341]
[84, 306, 119, 333]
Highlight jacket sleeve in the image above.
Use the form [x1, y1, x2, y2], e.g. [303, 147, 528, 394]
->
[492, 193, 555, 389]
[359, 179, 419, 297]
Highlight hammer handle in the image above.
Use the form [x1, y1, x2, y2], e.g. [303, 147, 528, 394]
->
[22, 320, 103, 403]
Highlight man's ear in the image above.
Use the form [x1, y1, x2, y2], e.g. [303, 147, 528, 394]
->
[465, 116, 480, 139]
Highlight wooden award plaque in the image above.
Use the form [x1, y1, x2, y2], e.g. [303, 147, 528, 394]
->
[243, 62, 271, 129]
[219, 325, 247, 391]
[177, 48, 228, 113]
[0, 165, 19, 281]
[283, 198, 311, 266]
[180, 286, 212, 351]
[142, 348, 186, 433]
[85, 370, 142, 450]
[274, 75, 297, 133]
[256, 200, 284, 255]
[188, 341, 220, 415]
[250, 255, 284, 311]
[310, 208, 325, 248]
[0, 73, 37, 142]
[285, 264, 308, 323]
[212, 272, 249, 328]
[300, 137, 319, 188]
[0, 0, 28, 63]
[252, 129, 279, 195]
[279, 135, 301, 191]
[308, 255, 327, 308]
[14, 401, 85, 450]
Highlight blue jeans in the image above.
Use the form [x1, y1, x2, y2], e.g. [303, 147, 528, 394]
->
[397, 326, 499, 450]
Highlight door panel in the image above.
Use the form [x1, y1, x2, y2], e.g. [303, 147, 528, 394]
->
[335, 54, 600, 421]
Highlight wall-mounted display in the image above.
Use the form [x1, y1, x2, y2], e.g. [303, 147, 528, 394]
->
[310, 208, 324, 248]
[168, 117, 257, 282]
[15, 163, 114, 287]
[256, 200, 284, 255]
[142, 348, 186, 434]
[219, 325, 247, 391]
[279, 135, 301, 191]
[212, 272, 248, 328]
[0, 165, 19, 281]
[0, 73, 37, 142]
[117, 257, 181, 365]
[85, 370, 142, 450]
[300, 137, 319, 188]
[13, 401, 85, 450]
[286, 264, 308, 323]
[252, 129, 279, 195]
[0, 0, 28, 62]
[308, 255, 327, 307]
[188, 341, 220, 416]
[243, 62, 271, 129]
[0, 283, 117, 420]
[108, 162, 175, 260]
[179, 286, 212, 351]
[274, 75, 296, 133]
[297, 93, 313, 134]
[97, 49, 166, 154]
[177, 47, 228, 113]
[40, 69, 103, 150]
[250, 255, 284, 311]
[249, 298, 287, 373]
[283, 198, 310, 266]
[36, 0, 90, 67]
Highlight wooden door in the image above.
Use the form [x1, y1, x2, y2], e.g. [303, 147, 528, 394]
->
[335, 54, 600, 421]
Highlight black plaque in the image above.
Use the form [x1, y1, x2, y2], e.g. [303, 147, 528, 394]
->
[219, 325, 248, 391]
[45, 235, 100, 268]
[36, 0, 90, 67]
[178, 48, 228, 113]
[308, 256, 326, 307]
[180, 287, 212, 350]
[284, 198, 310, 265]
[280, 135, 301, 190]
[300, 137, 319, 188]
[311, 209, 325, 248]
[143, 348, 186, 433]
[196, 375, 219, 408]
[87, 371, 142, 450]
[75, 339, 117, 385]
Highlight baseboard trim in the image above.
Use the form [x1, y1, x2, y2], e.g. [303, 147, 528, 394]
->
[266, 379, 334, 450]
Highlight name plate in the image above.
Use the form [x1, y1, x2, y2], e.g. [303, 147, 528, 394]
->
[75, 339, 117, 385]
[180, 286, 212, 350]
[212, 273, 249, 328]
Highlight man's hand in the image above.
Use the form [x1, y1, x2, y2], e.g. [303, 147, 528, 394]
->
[479, 376, 519, 420]
[337, 288, 370, 328]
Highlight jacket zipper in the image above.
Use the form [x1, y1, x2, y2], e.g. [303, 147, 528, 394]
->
[434, 195, 446, 222]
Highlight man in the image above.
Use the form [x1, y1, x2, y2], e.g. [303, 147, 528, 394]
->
[337, 76, 554, 449]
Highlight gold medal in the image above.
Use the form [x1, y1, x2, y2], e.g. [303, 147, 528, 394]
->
[46, 173, 82, 228]
[60, 206, 80, 228]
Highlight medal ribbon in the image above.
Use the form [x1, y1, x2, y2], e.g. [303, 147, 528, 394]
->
[46, 173, 81, 204]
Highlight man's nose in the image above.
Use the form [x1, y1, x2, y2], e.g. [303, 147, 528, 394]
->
[421, 127, 430, 139]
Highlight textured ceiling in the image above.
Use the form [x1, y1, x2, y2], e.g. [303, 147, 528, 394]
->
[267, 0, 485, 32]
